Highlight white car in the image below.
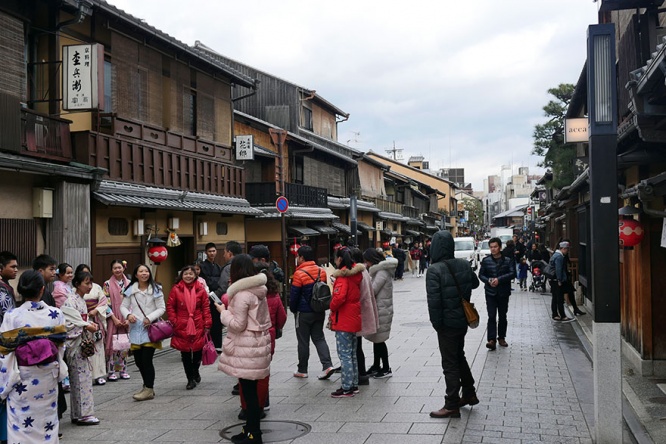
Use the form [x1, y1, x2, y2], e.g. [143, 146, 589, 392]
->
[477, 239, 491, 263]
[454, 236, 478, 270]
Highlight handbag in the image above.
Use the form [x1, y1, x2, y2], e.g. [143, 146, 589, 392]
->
[80, 330, 96, 358]
[133, 295, 174, 342]
[443, 260, 480, 329]
[201, 332, 217, 366]
[111, 331, 131, 352]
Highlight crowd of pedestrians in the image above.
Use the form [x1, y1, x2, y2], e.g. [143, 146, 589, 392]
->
[0, 232, 586, 444]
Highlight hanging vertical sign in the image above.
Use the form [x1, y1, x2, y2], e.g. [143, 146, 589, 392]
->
[235, 135, 254, 160]
[62, 44, 104, 110]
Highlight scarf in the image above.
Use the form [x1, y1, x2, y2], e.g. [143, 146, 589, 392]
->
[183, 282, 197, 337]
[107, 275, 129, 320]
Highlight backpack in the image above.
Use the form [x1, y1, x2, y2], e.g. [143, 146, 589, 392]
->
[542, 257, 557, 280]
[270, 261, 285, 283]
[302, 268, 331, 312]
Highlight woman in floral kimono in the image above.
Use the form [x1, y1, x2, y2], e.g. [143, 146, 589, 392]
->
[103, 259, 131, 381]
[0, 270, 67, 443]
[75, 264, 109, 385]
[62, 270, 100, 425]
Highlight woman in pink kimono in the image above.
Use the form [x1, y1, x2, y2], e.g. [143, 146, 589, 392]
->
[52, 263, 73, 308]
[103, 259, 131, 381]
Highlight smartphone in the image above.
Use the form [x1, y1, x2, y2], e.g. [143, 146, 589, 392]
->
[208, 292, 222, 304]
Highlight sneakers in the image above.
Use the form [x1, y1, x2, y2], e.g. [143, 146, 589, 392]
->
[293, 371, 308, 378]
[186, 380, 196, 390]
[486, 339, 496, 351]
[318, 367, 335, 380]
[331, 388, 355, 398]
[366, 365, 380, 376]
[351, 386, 360, 394]
[373, 368, 392, 379]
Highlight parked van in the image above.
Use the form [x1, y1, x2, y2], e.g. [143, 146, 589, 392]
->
[454, 236, 477, 270]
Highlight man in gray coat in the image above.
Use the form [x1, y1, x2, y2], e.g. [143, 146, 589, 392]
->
[426, 230, 480, 418]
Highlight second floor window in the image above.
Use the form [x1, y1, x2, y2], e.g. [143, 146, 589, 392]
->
[294, 156, 304, 184]
[184, 90, 196, 136]
[103, 60, 112, 113]
[301, 106, 312, 130]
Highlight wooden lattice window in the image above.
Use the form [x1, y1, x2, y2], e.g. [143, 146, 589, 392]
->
[0, 219, 37, 266]
[216, 222, 228, 235]
[108, 218, 129, 236]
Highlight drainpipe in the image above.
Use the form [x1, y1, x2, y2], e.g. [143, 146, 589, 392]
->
[56, 0, 93, 30]
[232, 79, 259, 103]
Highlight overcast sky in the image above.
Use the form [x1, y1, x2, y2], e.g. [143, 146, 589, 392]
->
[106, 0, 599, 191]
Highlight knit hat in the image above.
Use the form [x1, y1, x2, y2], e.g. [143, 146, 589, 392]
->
[249, 245, 270, 260]
[559, 241, 570, 249]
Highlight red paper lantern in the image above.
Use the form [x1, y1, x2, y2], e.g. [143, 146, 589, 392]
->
[148, 245, 168, 264]
[290, 243, 301, 256]
[619, 219, 644, 248]
[382, 241, 390, 249]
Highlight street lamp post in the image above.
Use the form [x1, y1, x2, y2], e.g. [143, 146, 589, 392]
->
[587, 23, 622, 443]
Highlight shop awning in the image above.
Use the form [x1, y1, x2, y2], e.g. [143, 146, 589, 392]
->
[93, 180, 263, 215]
[332, 222, 362, 236]
[288, 226, 320, 237]
[311, 225, 338, 235]
[381, 229, 401, 237]
[404, 217, 426, 227]
[425, 224, 440, 231]
[252, 206, 338, 220]
[377, 211, 407, 221]
[356, 221, 375, 231]
[327, 197, 380, 213]
[405, 229, 422, 237]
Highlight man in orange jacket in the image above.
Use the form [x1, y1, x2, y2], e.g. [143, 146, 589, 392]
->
[289, 246, 336, 380]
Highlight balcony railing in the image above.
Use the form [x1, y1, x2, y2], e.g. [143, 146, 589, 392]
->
[372, 197, 403, 214]
[21, 109, 73, 161]
[246, 182, 328, 208]
[402, 205, 419, 219]
[74, 132, 244, 197]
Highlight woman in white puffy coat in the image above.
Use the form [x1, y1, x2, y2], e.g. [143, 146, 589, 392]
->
[215, 254, 271, 443]
[363, 249, 398, 379]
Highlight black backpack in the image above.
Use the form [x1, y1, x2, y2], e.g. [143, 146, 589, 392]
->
[301, 268, 332, 312]
[542, 258, 557, 280]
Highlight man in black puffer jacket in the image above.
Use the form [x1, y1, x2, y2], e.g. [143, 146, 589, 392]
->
[479, 237, 516, 351]
[426, 230, 480, 419]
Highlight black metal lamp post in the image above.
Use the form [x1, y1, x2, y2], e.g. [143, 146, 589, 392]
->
[587, 23, 622, 443]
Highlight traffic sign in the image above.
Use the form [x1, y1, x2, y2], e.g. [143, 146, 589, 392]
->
[527, 207, 533, 215]
[276, 196, 289, 213]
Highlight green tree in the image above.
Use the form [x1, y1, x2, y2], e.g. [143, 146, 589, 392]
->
[462, 198, 484, 237]
[532, 84, 577, 189]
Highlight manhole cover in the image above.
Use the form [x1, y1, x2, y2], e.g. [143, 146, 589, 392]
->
[401, 322, 430, 327]
[220, 420, 311, 442]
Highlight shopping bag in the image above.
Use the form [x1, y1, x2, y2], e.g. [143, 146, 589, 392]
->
[201, 332, 217, 366]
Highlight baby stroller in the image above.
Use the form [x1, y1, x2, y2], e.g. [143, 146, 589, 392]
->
[529, 260, 548, 293]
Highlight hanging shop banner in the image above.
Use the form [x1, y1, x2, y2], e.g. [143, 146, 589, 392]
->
[62, 44, 104, 110]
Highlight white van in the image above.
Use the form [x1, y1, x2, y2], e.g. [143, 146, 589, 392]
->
[454, 236, 477, 270]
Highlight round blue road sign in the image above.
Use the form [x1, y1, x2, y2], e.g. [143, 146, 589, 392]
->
[276, 196, 289, 213]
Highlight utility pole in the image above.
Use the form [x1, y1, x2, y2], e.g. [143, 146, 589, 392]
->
[269, 128, 289, 306]
[385, 141, 403, 160]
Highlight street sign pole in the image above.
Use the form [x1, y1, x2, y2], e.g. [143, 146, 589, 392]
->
[270, 129, 289, 307]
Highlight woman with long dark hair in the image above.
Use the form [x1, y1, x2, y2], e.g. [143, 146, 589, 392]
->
[104, 259, 131, 381]
[329, 248, 364, 397]
[120, 264, 165, 401]
[167, 265, 212, 390]
[216, 254, 271, 443]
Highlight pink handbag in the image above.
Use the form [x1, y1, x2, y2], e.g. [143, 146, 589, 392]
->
[201, 332, 217, 366]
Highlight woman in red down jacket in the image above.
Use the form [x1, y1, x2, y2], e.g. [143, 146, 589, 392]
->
[167, 265, 212, 390]
[329, 248, 364, 398]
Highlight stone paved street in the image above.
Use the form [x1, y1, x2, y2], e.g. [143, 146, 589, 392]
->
[58, 275, 598, 443]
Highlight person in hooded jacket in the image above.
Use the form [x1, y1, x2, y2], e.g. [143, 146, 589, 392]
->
[350, 248, 378, 386]
[363, 248, 398, 379]
[167, 265, 212, 390]
[329, 248, 364, 398]
[426, 230, 480, 419]
[216, 254, 271, 444]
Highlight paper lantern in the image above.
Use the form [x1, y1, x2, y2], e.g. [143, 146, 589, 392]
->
[382, 241, 390, 249]
[333, 243, 343, 251]
[619, 219, 644, 248]
[290, 243, 301, 256]
[148, 245, 168, 264]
